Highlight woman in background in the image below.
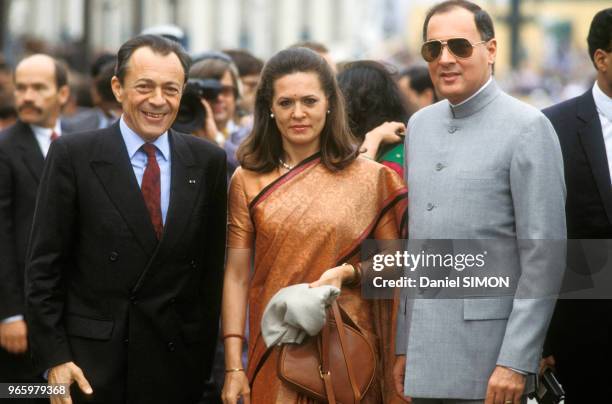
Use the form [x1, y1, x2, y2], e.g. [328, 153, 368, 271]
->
[338, 60, 411, 177]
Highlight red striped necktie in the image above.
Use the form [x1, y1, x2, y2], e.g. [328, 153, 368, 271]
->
[141, 143, 163, 239]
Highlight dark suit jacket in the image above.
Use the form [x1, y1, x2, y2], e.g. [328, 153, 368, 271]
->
[62, 107, 117, 133]
[25, 123, 227, 404]
[0, 121, 45, 322]
[542, 89, 612, 357]
[0, 120, 74, 386]
[0, 120, 76, 320]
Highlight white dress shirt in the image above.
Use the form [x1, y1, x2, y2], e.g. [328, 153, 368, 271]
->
[119, 117, 171, 224]
[31, 121, 62, 158]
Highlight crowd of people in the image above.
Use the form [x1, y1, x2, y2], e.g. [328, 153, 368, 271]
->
[0, 1, 611, 403]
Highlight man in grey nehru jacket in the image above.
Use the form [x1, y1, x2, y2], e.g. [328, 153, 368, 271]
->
[393, 1, 566, 404]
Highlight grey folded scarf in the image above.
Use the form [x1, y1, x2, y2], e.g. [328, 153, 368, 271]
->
[261, 283, 340, 347]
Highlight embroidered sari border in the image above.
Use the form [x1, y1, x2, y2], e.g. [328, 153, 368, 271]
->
[336, 188, 408, 265]
[248, 153, 321, 212]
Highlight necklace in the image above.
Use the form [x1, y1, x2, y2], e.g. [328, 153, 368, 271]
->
[278, 158, 294, 171]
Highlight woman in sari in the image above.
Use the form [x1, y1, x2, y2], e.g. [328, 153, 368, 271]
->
[221, 47, 407, 404]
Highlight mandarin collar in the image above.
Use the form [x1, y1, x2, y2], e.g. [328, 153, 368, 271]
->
[449, 78, 501, 119]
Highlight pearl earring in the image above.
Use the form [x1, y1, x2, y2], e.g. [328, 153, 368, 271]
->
[270, 113, 275, 118]
[327, 110, 331, 114]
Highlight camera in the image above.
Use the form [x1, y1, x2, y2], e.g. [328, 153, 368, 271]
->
[187, 78, 224, 101]
[173, 79, 221, 134]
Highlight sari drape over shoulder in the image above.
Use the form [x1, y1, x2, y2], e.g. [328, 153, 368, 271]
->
[228, 154, 407, 403]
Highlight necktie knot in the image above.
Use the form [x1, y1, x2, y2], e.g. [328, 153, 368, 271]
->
[142, 143, 157, 160]
[50, 131, 59, 142]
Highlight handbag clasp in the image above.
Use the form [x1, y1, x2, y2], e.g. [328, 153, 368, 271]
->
[318, 365, 330, 379]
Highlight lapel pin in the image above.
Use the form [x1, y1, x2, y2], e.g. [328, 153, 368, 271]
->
[188, 179, 196, 184]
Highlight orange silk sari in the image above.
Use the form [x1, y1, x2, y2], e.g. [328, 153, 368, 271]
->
[227, 154, 407, 403]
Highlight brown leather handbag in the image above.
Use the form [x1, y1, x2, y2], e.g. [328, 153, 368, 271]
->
[277, 301, 376, 404]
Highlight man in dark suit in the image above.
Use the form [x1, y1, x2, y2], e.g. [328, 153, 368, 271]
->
[542, 8, 612, 403]
[26, 35, 227, 404]
[63, 57, 121, 132]
[0, 54, 70, 393]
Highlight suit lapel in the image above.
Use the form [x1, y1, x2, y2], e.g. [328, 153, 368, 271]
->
[577, 91, 612, 223]
[15, 122, 44, 183]
[157, 131, 203, 257]
[131, 131, 204, 292]
[89, 123, 158, 255]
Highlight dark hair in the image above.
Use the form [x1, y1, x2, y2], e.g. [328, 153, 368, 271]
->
[70, 74, 93, 108]
[400, 65, 436, 96]
[237, 47, 357, 173]
[189, 52, 242, 98]
[115, 34, 191, 84]
[96, 62, 120, 104]
[587, 8, 612, 65]
[422, 0, 495, 42]
[290, 41, 330, 54]
[90, 52, 116, 78]
[223, 49, 264, 77]
[54, 59, 69, 89]
[337, 60, 410, 141]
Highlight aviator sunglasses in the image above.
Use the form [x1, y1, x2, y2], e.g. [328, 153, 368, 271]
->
[421, 38, 487, 62]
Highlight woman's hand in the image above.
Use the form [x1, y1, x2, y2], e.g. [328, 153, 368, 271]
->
[368, 121, 406, 144]
[221, 370, 251, 404]
[309, 264, 355, 289]
[361, 121, 406, 159]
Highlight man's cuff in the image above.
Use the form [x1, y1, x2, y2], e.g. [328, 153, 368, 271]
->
[508, 366, 530, 376]
[1, 315, 24, 324]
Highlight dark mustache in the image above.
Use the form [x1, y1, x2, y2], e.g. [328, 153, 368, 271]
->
[18, 103, 43, 114]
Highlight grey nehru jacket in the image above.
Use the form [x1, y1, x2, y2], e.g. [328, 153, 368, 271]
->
[396, 80, 567, 399]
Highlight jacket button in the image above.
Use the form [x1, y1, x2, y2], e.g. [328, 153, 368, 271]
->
[123, 338, 129, 344]
[167, 342, 175, 352]
[426, 203, 435, 211]
[109, 251, 119, 262]
[190, 260, 197, 269]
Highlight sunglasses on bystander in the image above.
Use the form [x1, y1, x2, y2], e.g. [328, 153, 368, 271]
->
[421, 37, 489, 62]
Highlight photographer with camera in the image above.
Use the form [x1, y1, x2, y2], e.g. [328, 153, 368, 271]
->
[172, 77, 223, 140]
[188, 51, 250, 176]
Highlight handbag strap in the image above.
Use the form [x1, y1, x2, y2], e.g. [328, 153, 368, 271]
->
[330, 301, 362, 404]
[320, 311, 336, 404]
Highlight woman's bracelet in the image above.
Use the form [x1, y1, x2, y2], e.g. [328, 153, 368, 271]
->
[223, 333, 246, 342]
[342, 262, 362, 287]
[225, 368, 245, 373]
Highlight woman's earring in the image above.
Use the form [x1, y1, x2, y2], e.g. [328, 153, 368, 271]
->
[327, 110, 331, 114]
[270, 113, 275, 118]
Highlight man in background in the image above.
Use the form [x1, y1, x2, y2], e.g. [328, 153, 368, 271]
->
[0, 53, 70, 399]
[398, 65, 438, 111]
[224, 49, 264, 116]
[64, 54, 122, 131]
[542, 8, 612, 403]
